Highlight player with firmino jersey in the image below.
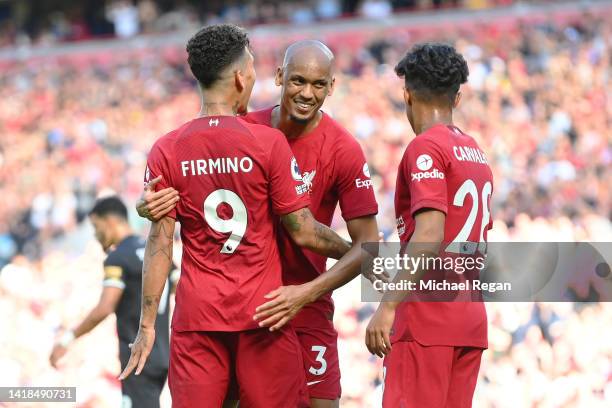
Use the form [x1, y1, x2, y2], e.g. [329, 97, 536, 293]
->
[121, 24, 367, 408]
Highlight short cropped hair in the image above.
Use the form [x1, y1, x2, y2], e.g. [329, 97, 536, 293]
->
[89, 196, 128, 220]
[186, 24, 250, 88]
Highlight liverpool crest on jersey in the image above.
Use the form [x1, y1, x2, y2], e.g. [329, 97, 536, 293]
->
[296, 169, 316, 195]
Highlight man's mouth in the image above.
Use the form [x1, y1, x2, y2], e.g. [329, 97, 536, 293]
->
[294, 101, 314, 112]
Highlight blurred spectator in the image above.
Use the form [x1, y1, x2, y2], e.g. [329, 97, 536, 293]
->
[106, 0, 140, 38]
[0, 0, 532, 46]
[360, 0, 393, 19]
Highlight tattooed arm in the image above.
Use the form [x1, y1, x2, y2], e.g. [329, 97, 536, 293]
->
[119, 216, 175, 380]
[253, 210, 376, 331]
[280, 207, 351, 259]
[139, 216, 175, 329]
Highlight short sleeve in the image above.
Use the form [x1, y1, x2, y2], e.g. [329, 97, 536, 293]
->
[103, 254, 126, 290]
[145, 141, 176, 219]
[334, 139, 378, 221]
[267, 133, 310, 215]
[404, 136, 448, 216]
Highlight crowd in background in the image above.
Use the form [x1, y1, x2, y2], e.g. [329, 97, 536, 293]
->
[0, 3, 610, 407]
[3, 0, 525, 47]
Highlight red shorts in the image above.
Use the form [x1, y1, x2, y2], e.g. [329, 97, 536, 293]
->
[168, 328, 309, 408]
[383, 341, 483, 408]
[295, 325, 341, 400]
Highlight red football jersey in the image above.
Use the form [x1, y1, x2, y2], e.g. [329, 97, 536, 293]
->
[244, 107, 378, 327]
[145, 116, 309, 332]
[393, 124, 493, 348]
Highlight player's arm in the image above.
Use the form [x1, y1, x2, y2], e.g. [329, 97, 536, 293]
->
[49, 285, 122, 368]
[280, 207, 351, 259]
[254, 214, 378, 330]
[136, 175, 179, 222]
[365, 209, 446, 357]
[119, 216, 175, 380]
[308, 214, 379, 292]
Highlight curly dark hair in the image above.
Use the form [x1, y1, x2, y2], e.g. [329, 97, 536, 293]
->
[395, 43, 469, 101]
[186, 24, 250, 88]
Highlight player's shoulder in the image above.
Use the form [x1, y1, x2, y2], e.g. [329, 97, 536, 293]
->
[104, 245, 126, 267]
[407, 124, 460, 153]
[150, 121, 191, 153]
[237, 116, 285, 143]
[242, 107, 274, 126]
[321, 112, 362, 152]
[322, 112, 352, 140]
[105, 236, 143, 266]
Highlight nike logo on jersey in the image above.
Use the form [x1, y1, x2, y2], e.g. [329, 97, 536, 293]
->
[307, 380, 324, 386]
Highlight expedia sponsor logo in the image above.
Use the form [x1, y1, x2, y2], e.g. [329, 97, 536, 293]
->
[416, 154, 433, 171]
[355, 178, 373, 189]
[356, 163, 373, 188]
[411, 168, 445, 182]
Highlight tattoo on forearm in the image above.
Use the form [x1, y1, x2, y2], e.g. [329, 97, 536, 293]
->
[143, 295, 161, 312]
[148, 219, 173, 261]
[283, 212, 302, 232]
[314, 222, 350, 258]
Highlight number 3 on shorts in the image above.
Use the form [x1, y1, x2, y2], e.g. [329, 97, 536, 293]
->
[309, 345, 328, 376]
[203, 189, 248, 254]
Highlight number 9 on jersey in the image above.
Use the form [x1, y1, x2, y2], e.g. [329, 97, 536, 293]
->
[204, 189, 248, 254]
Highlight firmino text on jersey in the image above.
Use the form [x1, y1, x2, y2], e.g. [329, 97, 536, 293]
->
[181, 157, 254, 177]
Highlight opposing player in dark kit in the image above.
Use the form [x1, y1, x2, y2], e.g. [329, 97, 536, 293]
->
[137, 40, 380, 408]
[365, 43, 493, 408]
[50, 196, 173, 408]
[120, 25, 367, 408]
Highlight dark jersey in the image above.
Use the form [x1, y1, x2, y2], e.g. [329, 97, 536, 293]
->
[103, 235, 172, 375]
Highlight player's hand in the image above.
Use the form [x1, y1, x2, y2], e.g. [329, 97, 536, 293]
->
[365, 303, 395, 358]
[118, 327, 155, 380]
[362, 231, 391, 290]
[362, 268, 391, 289]
[136, 176, 179, 222]
[253, 285, 316, 331]
[49, 344, 68, 368]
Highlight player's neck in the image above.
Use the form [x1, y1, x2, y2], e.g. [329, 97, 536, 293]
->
[273, 106, 322, 139]
[198, 96, 240, 117]
[414, 107, 453, 135]
[112, 225, 133, 247]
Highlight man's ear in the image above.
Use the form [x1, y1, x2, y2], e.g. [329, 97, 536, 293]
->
[235, 69, 245, 93]
[275, 67, 283, 87]
[403, 86, 412, 107]
[327, 76, 336, 97]
[453, 91, 462, 109]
